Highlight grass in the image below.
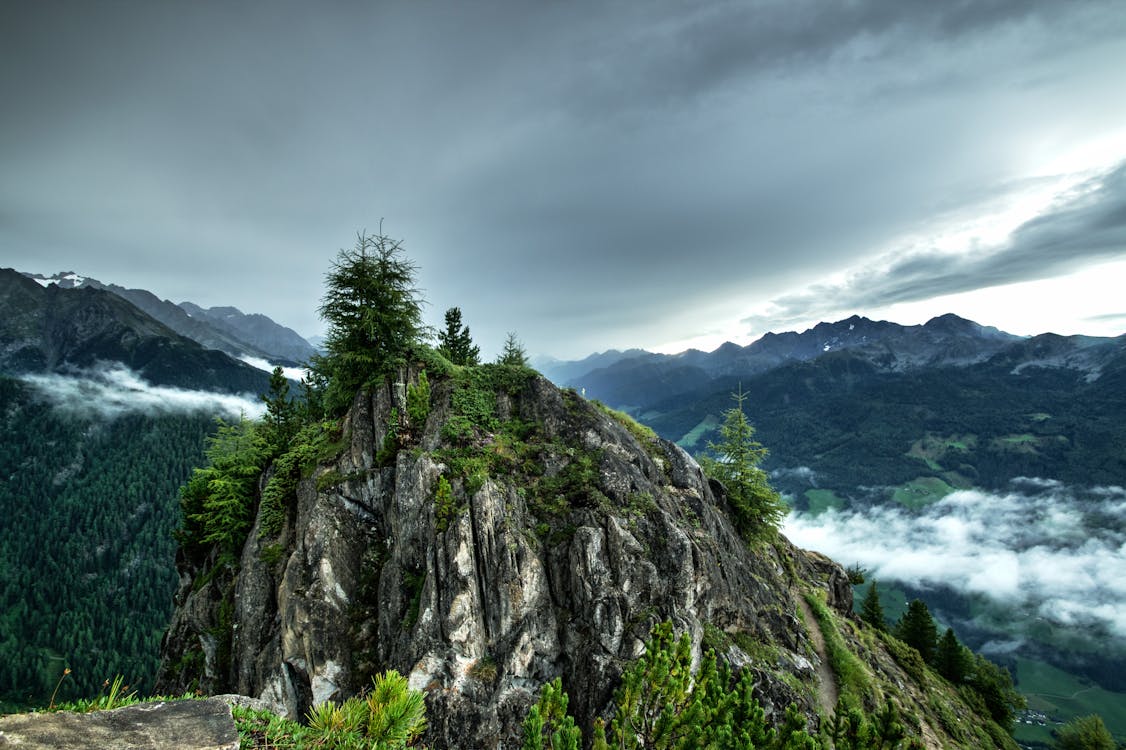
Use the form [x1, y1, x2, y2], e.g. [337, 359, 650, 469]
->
[891, 476, 954, 509]
[803, 488, 846, 515]
[804, 590, 872, 706]
[676, 414, 719, 451]
[1014, 657, 1126, 744]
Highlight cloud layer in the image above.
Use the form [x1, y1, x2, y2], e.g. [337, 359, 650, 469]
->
[22, 364, 264, 420]
[784, 480, 1126, 639]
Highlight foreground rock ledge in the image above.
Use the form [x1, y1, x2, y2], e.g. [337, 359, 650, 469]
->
[0, 698, 237, 750]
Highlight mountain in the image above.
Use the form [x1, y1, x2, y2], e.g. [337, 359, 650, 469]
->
[22, 271, 312, 366]
[1, 268, 269, 393]
[534, 347, 647, 385]
[157, 362, 1016, 749]
[178, 302, 316, 364]
[563, 314, 1026, 407]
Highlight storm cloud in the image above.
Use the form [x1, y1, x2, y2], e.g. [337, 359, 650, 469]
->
[784, 480, 1126, 640]
[2, 1, 1125, 357]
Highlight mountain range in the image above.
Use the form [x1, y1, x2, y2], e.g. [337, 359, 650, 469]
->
[20, 270, 317, 366]
[541, 313, 1126, 495]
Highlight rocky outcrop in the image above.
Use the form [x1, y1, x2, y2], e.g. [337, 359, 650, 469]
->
[0, 698, 238, 750]
[156, 364, 1005, 748]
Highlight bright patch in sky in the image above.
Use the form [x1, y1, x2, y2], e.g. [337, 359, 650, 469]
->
[878, 258, 1126, 338]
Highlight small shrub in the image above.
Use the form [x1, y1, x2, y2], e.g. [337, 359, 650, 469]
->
[434, 475, 458, 533]
[468, 655, 499, 683]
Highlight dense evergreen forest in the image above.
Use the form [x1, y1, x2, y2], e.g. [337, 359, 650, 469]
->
[0, 376, 214, 709]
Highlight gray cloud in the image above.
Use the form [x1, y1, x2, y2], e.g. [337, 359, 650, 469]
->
[2, 1, 1126, 358]
[784, 481, 1126, 639]
[21, 364, 264, 420]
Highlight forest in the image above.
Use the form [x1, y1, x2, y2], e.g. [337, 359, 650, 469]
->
[0, 376, 214, 709]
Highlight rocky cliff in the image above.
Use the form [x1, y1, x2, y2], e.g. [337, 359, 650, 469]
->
[157, 361, 1014, 749]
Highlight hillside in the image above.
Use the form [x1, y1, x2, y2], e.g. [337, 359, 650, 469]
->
[1, 268, 270, 393]
[157, 358, 1016, 749]
[22, 270, 315, 366]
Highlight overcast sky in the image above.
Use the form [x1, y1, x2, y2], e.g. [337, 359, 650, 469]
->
[3, 1, 1126, 359]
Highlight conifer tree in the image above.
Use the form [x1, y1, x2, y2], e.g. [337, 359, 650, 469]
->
[261, 365, 298, 452]
[437, 307, 480, 366]
[313, 231, 425, 415]
[700, 387, 787, 544]
[895, 599, 938, 664]
[934, 627, 969, 683]
[860, 581, 887, 632]
[498, 331, 529, 367]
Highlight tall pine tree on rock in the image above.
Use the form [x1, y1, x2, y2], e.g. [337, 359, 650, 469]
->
[312, 231, 425, 415]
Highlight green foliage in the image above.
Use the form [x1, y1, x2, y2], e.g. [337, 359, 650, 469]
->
[805, 592, 872, 706]
[966, 652, 1025, 732]
[433, 475, 459, 533]
[521, 621, 822, 750]
[1054, 714, 1115, 750]
[437, 307, 481, 366]
[522, 677, 582, 750]
[406, 370, 431, 428]
[860, 581, 887, 632]
[180, 415, 269, 561]
[259, 419, 344, 538]
[826, 697, 920, 750]
[498, 331, 529, 367]
[700, 387, 787, 545]
[305, 670, 427, 749]
[261, 366, 299, 453]
[592, 400, 659, 445]
[934, 628, 970, 684]
[894, 600, 937, 666]
[50, 674, 139, 713]
[233, 703, 316, 748]
[312, 230, 426, 415]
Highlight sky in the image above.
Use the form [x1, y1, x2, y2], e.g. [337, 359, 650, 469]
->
[3, 1, 1126, 360]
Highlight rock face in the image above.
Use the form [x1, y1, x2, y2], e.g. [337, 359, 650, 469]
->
[0, 698, 238, 750]
[156, 364, 1005, 748]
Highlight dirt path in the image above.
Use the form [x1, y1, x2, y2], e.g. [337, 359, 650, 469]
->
[796, 593, 839, 717]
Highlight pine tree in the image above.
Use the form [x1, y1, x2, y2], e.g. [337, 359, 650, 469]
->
[860, 581, 887, 632]
[437, 307, 480, 366]
[261, 366, 298, 452]
[934, 627, 969, 683]
[313, 231, 426, 415]
[498, 331, 529, 367]
[700, 387, 787, 544]
[895, 599, 938, 664]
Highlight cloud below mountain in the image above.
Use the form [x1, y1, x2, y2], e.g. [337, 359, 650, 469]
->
[22, 364, 264, 420]
[784, 479, 1126, 639]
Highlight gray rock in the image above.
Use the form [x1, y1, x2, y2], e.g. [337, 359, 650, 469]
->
[157, 368, 851, 748]
[0, 698, 237, 750]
